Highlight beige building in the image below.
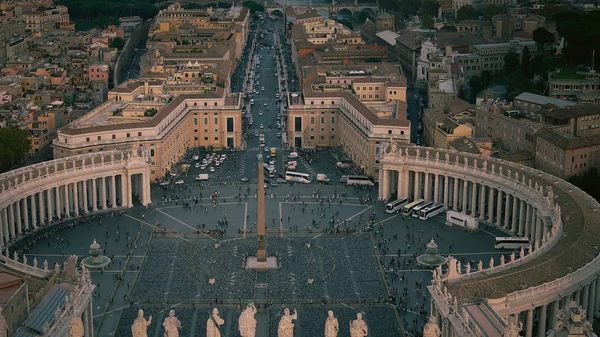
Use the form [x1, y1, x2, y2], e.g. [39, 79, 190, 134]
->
[535, 128, 600, 179]
[287, 86, 410, 178]
[53, 88, 242, 179]
[423, 106, 473, 149]
[548, 68, 600, 104]
[23, 5, 70, 35]
[0, 272, 28, 336]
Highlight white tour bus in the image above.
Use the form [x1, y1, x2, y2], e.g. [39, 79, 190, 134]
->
[264, 165, 276, 178]
[402, 199, 424, 217]
[445, 210, 479, 230]
[411, 201, 433, 218]
[385, 197, 409, 214]
[346, 175, 375, 187]
[285, 171, 312, 184]
[494, 237, 530, 250]
[418, 203, 445, 220]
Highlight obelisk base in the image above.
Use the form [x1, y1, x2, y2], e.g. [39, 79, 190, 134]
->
[246, 256, 278, 270]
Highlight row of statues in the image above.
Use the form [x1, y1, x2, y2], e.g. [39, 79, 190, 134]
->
[131, 305, 368, 337]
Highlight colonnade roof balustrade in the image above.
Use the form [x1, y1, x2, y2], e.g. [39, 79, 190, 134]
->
[380, 145, 600, 307]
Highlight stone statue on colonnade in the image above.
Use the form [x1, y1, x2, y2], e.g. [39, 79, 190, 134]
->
[239, 302, 257, 337]
[324, 310, 339, 337]
[131, 309, 152, 337]
[423, 316, 440, 337]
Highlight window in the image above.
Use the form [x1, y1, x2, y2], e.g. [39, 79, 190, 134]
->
[388, 130, 392, 134]
[310, 117, 315, 124]
[194, 118, 198, 125]
[97, 136, 101, 140]
[112, 134, 116, 139]
[320, 116, 325, 124]
[294, 117, 302, 132]
[204, 118, 208, 125]
[127, 133, 130, 137]
[86, 137, 90, 142]
[320, 128, 325, 132]
[204, 137, 208, 140]
[214, 118, 218, 125]
[227, 118, 234, 133]
[331, 116, 335, 124]
[150, 149, 155, 157]
[214, 136, 219, 140]
[204, 102, 208, 106]
[138, 132, 142, 137]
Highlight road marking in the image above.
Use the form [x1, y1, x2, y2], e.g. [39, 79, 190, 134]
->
[154, 210, 216, 241]
[123, 214, 190, 242]
[344, 206, 373, 222]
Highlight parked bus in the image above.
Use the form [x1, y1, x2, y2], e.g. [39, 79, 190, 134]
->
[270, 147, 276, 157]
[494, 237, 530, 250]
[285, 171, 312, 184]
[445, 210, 479, 230]
[385, 197, 409, 214]
[419, 203, 445, 220]
[346, 175, 375, 187]
[412, 201, 433, 218]
[402, 199, 424, 217]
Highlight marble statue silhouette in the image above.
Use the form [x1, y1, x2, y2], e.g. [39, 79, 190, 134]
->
[239, 303, 257, 337]
[0, 307, 7, 337]
[278, 308, 297, 337]
[163, 310, 182, 337]
[423, 316, 441, 337]
[69, 316, 84, 337]
[207, 308, 224, 337]
[325, 310, 339, 337]
[350, 313, 368, 337]
[131, 309, 152, 337]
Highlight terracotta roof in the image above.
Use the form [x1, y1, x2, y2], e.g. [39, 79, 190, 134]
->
[536, 128, 600, 150]
[539, 103, 600, 119]
[296, 11, 322, 20]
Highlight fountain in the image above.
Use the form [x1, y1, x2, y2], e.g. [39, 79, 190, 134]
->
[80, 239, 111, 270]
[416, 239, 447, 267]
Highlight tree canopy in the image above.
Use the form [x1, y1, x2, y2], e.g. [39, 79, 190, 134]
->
[422, 15, 434, 30]
[554, 10, 600, 66]
[483, 4, 507, 20]
[456, 5, 478, 22]
[421, 0, 440, 17]
[56, 0, 158, 29]
[569, 167, 600, 203]
[242, 0, 264, 13]
[110, 37, 125, 50]
[503, 51, 520, 74]
[533, 27, 555, 47]
[0, 128, 30, 173]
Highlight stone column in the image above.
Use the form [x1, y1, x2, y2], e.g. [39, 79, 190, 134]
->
[504, 194, 511, 228]
[8, 203, 15, 239]
[101, 177, 107, 209]
[48, 188, 54, 220]
[1, 209, 7, 244]
[424, 172, 431, 201]
[470, 182, 477, 216]
[550, 300, 559, 331]
[526, 309, 534, 337]
[583, 284, 590, 313]
[0, 209, 4, 245]
[397, 168, 403, 198]
[15, 200, 21, 235]
[496, 190, 503, 227]
[487, 186, 494, 222]
[588, 280, 596, 319]
[416, 171, 422, 199]
[73, 181, 79, 216]
[403, 169, 410, 197]
[525, 204, 532, 238]
[538, 304, 547, 337]
[121, 174, 130, 208]
[382, 169, 390, 200]
[595, 276, 600, 315]
[82, 180, 88, 213]
[461, 179, 468, 214]
[519, 200, 526, 236]
[92, 178, 98, 211]
[434, 174, 440, 204]
[443, 175, 449, 208]
[38, 192, 45, 225]
[22, 197, 29, 231]
[452, 177, 458, 210]
[479, 184, 485, 221]
[511, 196, 518, 232]
[30, 194, 37, 229]
[64, 184, 70, 217]
[110, 176, 117, 208]
[83, 302, 91, 337]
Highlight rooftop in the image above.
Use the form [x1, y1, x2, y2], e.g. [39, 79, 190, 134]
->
[514, 92, 576, 108]
[536, 128, 600, 150]
[375, 30, 399, 46]
[539, 103, 600, 119]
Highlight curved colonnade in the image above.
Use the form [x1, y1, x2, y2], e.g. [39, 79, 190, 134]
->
[0, 150, 151, 250]
[379, 145, 600, 337]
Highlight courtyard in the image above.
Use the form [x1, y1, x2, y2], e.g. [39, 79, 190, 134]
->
[15, 177, 507, 336]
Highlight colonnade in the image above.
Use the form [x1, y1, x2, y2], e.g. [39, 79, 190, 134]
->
[0, 151, 152, 247]
[379, 145, 600, 337]
[379, 168, 549, 244]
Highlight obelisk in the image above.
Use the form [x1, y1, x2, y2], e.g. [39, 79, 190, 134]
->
[257, 153, 267, 262]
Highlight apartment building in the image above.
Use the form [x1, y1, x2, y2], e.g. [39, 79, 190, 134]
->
[513, 92, 576, 115]
[53, 87, 242, 178]
[423, 105, 473, 150]
[23, 5, 69, 34]
[548, 67, 600, 103]
[535, 128, 600, 179]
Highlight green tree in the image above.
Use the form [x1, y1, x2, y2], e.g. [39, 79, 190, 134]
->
[395, 14, 407, 30]
[521, 46, 532, 78]
[379, 0, 401, 11]
[456, 5, 478, 22]
[421, 0, 440, 17]
[504, 51, 520, 74]
[422, 14, 434, 29]
[533, 27, 555, 48]
[110, 37, 125, 50]
[399, 0, 421, 16]
[242, 0, 264, 13]
[483, 4, 507, 20]
[272, 9, 283, 17]
[0, 128, 30, 173]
